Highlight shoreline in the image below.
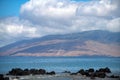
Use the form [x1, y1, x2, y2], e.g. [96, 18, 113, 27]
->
[3, 73, 120, 80]
[0, 67, 120, 80]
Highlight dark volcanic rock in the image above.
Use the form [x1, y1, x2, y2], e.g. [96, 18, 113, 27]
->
[76, 67, 112, 78]
[46, 71, 55, 75]
[0, 74, 4, 80]
[0, 74, 10, 80]
[70, 73, 77, 75]
[8, 68, 46, 76]
[63, 71, 71, 73]
[6, 67, 119, 79]
[4, 77, 9, 80]
[23, 69, 30, 75]
[30, 69, 46, 75]
[104, 67, 111, 73]
[39, 69, 46, 74]
[77, 69, 85, 75]
[94, 72, 106, 78]
[8, 68, 24, 75]
[109, 75, 120, 78]
[88, 68, 94, 73]
[98, 67, 111, 73]
[77, 69, 90, 76]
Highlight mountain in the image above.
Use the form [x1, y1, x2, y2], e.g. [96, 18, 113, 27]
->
[0, 30, 120, 57]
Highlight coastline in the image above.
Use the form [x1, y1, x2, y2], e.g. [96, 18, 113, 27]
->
[1, 67, 120, 80]
[3, 73, 120, 80]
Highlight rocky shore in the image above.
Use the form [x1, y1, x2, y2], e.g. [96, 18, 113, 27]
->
[0, 67, 120, 80]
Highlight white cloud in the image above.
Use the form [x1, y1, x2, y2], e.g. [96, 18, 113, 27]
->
[0, 17, 40, 47]
[77, 0, 120, 17]
[20, 0, 77, 28]
[21, 0, 77, 18]
[0, 17, 39, 38]
[0, 0, 120, 47]
[20, 0, 120, 33]
[107, 18, 120, 32]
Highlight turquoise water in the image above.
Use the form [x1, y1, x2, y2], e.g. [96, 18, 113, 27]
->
[0, 56, 120, 74]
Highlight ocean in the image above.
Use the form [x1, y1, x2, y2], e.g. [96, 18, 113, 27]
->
[0, 56, 120, 74]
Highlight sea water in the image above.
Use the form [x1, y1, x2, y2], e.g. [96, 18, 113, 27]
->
[0, 56, 120, 74]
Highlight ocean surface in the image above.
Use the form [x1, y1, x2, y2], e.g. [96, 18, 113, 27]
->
[0, 56, 120, 74]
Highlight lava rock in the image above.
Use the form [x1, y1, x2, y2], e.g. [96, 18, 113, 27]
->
[109, 75, 120, 78]
[47, 71, 55, 75]
[95, 72, 106, 78]
[88, 68, 94, 73]
[98, 67, 111, 73]
[0, 74, 4, 80]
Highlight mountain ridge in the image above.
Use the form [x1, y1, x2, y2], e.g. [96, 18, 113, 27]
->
[0, 30, 120, 57]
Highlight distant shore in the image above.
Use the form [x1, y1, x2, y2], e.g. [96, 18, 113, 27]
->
[0, 67, 120, 80]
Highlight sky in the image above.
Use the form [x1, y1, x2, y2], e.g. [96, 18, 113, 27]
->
[0, 0, 28, 17]
[0, 0, 120, 47]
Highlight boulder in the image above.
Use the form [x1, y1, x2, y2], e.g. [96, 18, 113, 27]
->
[8, 68, 23, 75]
[77, 69, 85, 75]
[70, 73, 77, 75]
[88, 68, 94, 73]
[98, 67, 111, 73]
[47, 71, 55, 75]
[0, 74, 4, 80]
[4, 77, 9, 80]
[109, 75, 120, 78]
[104, 67, 111, 73]
[63, 71, 71, 73]
[95, 72, 106, 78]
[39, 69, 46, 74]
[30, 69, 39, 75]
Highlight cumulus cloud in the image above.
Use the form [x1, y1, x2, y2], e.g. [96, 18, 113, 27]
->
[77, 0, 120, 17]
[20, 0, 77, 29]
[0, 0, 120, 47]
[107, 18, 120, 32]
[20, 0, 120, 33]
[0, 17, 40, 46]
[0, 17, 39, 38]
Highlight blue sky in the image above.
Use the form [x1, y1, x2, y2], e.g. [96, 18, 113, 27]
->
[0, 0, 28, 18]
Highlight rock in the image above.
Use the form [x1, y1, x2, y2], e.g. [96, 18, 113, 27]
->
[39, 69, 46, 74]
[104, 67, 111, 73]
[23, 69, 30, 75]
[84, 71, 90, 77]
[95, 72, 106, 78]
[77, 69, 85, 75]
[76, 67, 110, 78]
[98, 67, 111, 73]
[8, 68, 23, 75]
[90, 76, 95, 79]
[109, 75, 120, 78]
[70, 73, 77, 75]
[0, 74, 10, 80]
[30, 69, 40, 75]
[88, 68, 94, 73]
[47, 71, 55, 75]
[63, 71, 71, 73]
[0, 74, 4, 80]
[4, 77, 9, 80]
[8, 68, 47, 75]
